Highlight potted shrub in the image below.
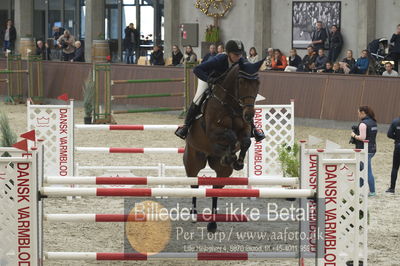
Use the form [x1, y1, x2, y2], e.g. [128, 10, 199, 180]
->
[277, 143, 300, 201]
[82, 76, 95, 124]
[0, 110, 17, 157]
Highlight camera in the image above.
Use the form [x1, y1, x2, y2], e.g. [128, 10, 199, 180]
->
[349, 125, 359, 144]
[60, 39, 69, 49]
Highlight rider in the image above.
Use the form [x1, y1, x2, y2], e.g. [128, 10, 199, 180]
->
[175, 40, 265, 142]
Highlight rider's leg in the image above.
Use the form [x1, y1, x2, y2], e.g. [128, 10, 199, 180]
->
[175, 79, 208, 139]
[250, 120, 266, 142]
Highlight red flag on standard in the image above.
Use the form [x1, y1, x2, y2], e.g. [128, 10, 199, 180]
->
[57, 93, 69, 101]
[13, 139, 28, 152]
[20, 130, 36, 142]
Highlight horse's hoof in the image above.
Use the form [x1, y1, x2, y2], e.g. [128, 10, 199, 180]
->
[233, 160, 244, 171]
[207, 222, 217, 233]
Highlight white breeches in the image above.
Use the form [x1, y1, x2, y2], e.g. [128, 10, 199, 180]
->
[193, 79, 209, 105]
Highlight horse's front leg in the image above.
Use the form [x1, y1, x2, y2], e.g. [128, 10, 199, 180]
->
[206, 125, 238, 165]
[233, 136, 251, 171]
[232, 124, 252, 171]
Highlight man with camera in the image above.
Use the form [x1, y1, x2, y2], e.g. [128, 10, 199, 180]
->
[57, 30, 76, 61]
[350, 106, 378, 196]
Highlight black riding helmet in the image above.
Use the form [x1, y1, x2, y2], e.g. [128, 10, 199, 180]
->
[225, 40, 244, 55]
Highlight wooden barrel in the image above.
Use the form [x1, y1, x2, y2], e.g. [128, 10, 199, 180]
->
[92, 40, 110, 63]
[19, 38, 36, 60]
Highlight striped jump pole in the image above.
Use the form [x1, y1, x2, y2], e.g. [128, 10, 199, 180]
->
[0, 78, 8, 83]
[0, 69, 29, 74]
[112, 92, 184, 100]
[44, 213, 275, 223]
[45, 252, 298, 261]
[111, 78, 184, 85]
[44, 176, 299, 186]
[112, 107, 183, 114]
[74, 124, 179, 131]
[40, 187, 315, 198]
[75, 147, 185, 154]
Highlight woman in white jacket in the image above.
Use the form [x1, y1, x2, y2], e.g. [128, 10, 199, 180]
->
[247, 47, 259, 63]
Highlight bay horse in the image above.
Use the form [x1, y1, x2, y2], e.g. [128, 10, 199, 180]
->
[184, 60, 264, 233]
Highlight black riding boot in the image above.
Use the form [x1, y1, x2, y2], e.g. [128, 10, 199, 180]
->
[175, 103, 200, 139]
[251, 121, 265, 142]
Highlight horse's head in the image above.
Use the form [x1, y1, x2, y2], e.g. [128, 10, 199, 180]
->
[225, 59, 264, 123]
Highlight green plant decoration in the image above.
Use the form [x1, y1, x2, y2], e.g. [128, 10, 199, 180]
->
[0, 110, 17, 157]
[277, 143, 300, 178]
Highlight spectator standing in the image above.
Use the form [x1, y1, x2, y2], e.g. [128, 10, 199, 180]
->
[57, 30, 75, 61]
[247, 47, 259, 63]
[386, 116, 400, 193]
[203, 44, 217, 62]
[35, 40, 51, 60]
[354, 50, 369, 74]
[171, 45, 183, 66]
[382, 62, 399, 77]
[124, 23, 140, 64]
[350, 106, 378, 196]
[340, 50, 356, 74]
[390, 24, 400, 72]
[328, 25, 343, 62]
[52, 26, 65, 43]
[52, 26, 64, 60]
[180, 45, 197, 64]
[71, 41, 85, 62]
[150, 45, 165, 66]
[217, 44, 225, 54]
[314, 48, 328, 70]
[1, 19, 16, 54]
[271, 49, 287, 71]
[302, 45, 317, 72]
[285, 48, 302, 72]
[311, 21, 328, 51]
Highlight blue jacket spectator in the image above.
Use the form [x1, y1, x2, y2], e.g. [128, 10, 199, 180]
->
[355, 50, 370, 74]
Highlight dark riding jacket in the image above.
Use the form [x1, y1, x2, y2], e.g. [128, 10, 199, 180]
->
[387, 117, 400, 144]
[193, 54, 244, 82]
[355, 116, 378, 154]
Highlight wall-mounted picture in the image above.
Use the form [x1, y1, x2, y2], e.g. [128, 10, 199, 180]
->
[292, 1, 341, 49]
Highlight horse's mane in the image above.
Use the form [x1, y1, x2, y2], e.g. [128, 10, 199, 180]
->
[220, 64, 240, 94]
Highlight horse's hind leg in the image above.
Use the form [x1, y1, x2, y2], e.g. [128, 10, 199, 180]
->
[183, 144, 207, 216]
[207, 156, 234, 233]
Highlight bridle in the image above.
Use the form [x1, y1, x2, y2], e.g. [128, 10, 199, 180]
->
[211, 72, 259, 111]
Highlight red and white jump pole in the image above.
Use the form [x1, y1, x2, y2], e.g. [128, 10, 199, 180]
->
[44, 213, 275, 223]
[40, 187, 314, 198]
[44, 176, 298, 186]
[75, 147, 185, 154]
[44, 252, 297, 260]
[75, 124, 179, 131]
